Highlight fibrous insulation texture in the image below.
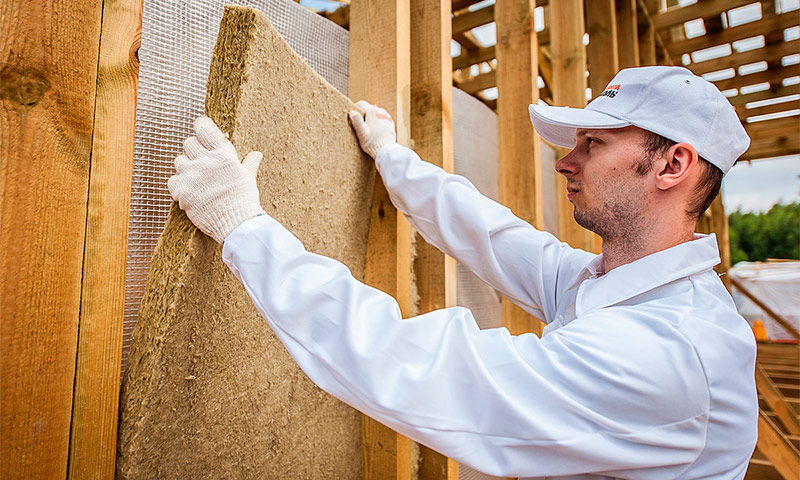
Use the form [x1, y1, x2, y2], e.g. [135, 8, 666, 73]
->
[117, 6, 373, 479]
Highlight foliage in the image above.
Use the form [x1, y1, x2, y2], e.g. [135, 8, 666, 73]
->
[729, 202, 800, 265]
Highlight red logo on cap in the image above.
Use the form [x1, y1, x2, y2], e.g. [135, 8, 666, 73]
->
[600, 84, 621, 98]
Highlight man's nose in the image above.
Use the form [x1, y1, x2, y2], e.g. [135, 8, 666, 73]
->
[555, 148, 580, 177]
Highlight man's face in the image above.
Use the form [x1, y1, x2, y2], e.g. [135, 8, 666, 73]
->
[555, 126, 655, 241]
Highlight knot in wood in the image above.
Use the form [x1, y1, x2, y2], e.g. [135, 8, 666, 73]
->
[0, 64, 50, 107]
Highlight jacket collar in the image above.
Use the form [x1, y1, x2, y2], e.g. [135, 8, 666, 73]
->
[574, 233, 721, 315]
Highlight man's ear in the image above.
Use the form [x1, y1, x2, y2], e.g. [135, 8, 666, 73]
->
[655, 142, 698, 191]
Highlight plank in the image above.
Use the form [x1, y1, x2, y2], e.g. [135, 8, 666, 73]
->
[731, 277, 800, 340]
[0, 1, 103, 478]
[496, 0, 545, 336]
[739, 100, 800, 120]
[637, 2, 657, 66]
[616, 0, 640, 68]
[458, 70, 497, 94]
[411, 0, 459, 478]
[712, 65, 800, 93]
[67, 1, 143, 478]
[551, 0, 597, 253]
[757, 362, 800, 437]
[757, 410, 800, 480]
[689, 39, 799, 76]
[585, 0, 619, 98]
[652, 0, 755, 30]
[745, 116, 800, 137]
[349, 1, 413, 478]
[453, 4, 494, 34]
[666, 11, 798, 58]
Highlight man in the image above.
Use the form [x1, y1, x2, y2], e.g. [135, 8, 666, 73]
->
[168, 66, 757, 479]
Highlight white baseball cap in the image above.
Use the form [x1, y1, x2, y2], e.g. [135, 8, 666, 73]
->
[528, 66, 750, 173]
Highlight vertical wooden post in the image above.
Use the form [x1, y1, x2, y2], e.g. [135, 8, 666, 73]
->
[67, 0, 142, 478]
[551, 0, 596, 252]
[496, 0, 544, 336]
[585, 0, 619, 100]
[0, 1, 103, 478]
[709, 194, 731, 290]
[349, 1, 413, 479]
[637, 0, 658, 66]
[615, 0, 640, 69]
[410, 0, 459, 478]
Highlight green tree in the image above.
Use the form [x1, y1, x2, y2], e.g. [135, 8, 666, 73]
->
[729, 202, 800, 265]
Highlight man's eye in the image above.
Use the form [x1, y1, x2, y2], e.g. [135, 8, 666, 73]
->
[587, 137, 598, 145]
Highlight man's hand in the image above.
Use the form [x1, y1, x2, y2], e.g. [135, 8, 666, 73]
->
[168, 116, 266, 243]
[349, 100, 397, 158]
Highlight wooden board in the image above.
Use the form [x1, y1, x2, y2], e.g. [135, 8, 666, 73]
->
[496, 0, 545, 336]
[410, 1, 459, 478]
[67, 1, 143, 478]
[0, 1, 103, 478]
[349, 1, 414, 479]
[116, 7, 374, 478]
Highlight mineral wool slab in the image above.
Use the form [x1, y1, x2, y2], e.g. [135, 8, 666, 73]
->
[117, 6, 373, 479]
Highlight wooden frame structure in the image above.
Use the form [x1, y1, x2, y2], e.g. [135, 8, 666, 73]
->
[1, 0, 798, 479]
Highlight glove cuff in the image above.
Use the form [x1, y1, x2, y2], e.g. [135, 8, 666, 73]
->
[208, 204, 267, 244]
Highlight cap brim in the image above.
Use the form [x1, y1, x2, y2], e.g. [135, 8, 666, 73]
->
[528, 104, 631, 148]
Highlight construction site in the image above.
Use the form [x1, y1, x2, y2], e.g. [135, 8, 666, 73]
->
[1, 0, 799, 479]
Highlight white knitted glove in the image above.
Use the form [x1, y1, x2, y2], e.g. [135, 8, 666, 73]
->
[168, 116, 266, 243]
[348, 100, 397, 158]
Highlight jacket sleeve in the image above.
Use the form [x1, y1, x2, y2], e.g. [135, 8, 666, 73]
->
[375, 143, 594, 324]
[222, 215, 708, 479]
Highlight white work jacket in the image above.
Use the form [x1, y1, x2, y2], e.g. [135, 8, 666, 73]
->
[222, 143, 758, 479]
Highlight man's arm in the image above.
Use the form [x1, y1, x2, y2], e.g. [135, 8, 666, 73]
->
[223, 214, 708, 479]
[350, 102, 594, 323]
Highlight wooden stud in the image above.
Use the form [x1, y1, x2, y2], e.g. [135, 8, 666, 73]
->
[739, 133, 800, 161]
[756, 410, 800, 479]
[0, 1, 103, 478]
[739, 100, 800, 120]
[458, 70, 497, 94]
[637, 2, 657, 66]
[411, 0, 459, 478]
[66, 1, 142, 478]
[585, 0, 619, 98]
[616, 0, 640, 69]
[708, 194, 731, 290]
[551, 0, 597, 252]
[349, 1, 413, 479]
[496, 0, 544, 336]
[453, 4, 494, 34]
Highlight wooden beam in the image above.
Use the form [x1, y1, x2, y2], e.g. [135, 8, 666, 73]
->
[757, 410, 800, 480]
[453, 4, 494, 34]
[457, 70, 496, 94]
[689, 39, 799, 77]
[586, 0, 619, 98]
[496, 0, 544, 336]
[666, 11, 798, 58]
[728, 83, 800, 107]
[616, 0, 640, 68]
[637, 1, 657, 65]
[349, 1, 413, 479]
[712, 65, 800, 93]
[756, 362, 800, 437]
[739, 100, 800, 120]
[652, 0, 754, 30]
[453, 45, 495, 70]
[552, 0, 596, 252]
[730, 277, 800, 340]
[745, 116, 800, 137]
[740, 130, 800, 161]
[411, 1, 459, 477]
[66, 1, 142, 478]
[0, 0, 103, 478]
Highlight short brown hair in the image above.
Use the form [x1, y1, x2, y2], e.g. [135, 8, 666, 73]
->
[639, 130, 723, 220]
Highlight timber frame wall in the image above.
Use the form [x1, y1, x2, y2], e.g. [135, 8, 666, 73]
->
[1, 0, 797, 479]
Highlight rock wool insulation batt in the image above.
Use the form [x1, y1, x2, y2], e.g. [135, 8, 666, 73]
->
[117, 6, 372, 479]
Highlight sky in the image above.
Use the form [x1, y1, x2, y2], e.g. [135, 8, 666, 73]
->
[723, 155, 800, 213]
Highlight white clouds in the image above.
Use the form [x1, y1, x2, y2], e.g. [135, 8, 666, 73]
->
[723, 155, 800, 212]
